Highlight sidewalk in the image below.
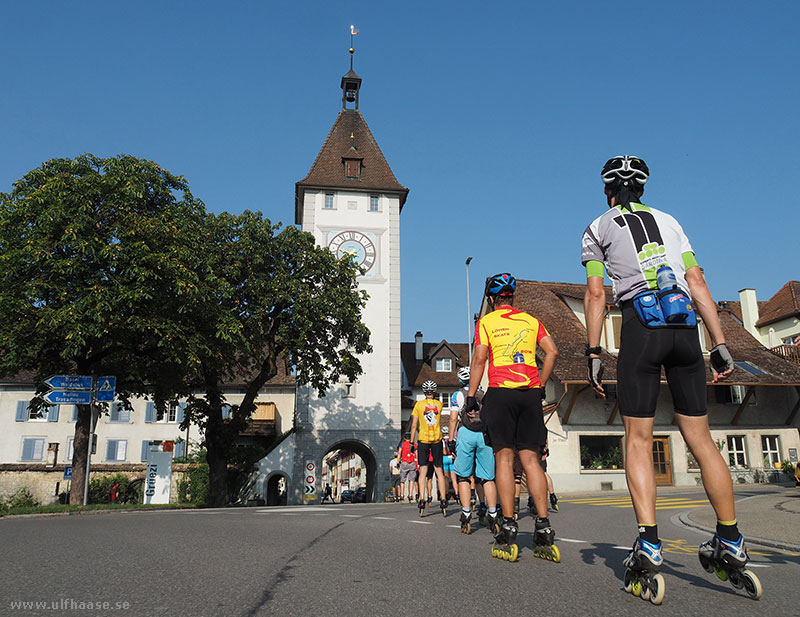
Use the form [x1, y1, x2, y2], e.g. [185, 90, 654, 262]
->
[678, 484, 800, 552]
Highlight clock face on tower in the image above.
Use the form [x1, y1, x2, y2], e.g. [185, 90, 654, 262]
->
[327, 230, 377, 274]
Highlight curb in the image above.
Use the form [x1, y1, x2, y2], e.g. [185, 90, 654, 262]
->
[676, 510, 800, 553]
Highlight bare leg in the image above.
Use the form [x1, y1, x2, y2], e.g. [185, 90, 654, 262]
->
[434, 466, 447, 502]
[518, 448, 548, 518]
[458, 479, 472, 509]
[494, 447, 516, 516]
[545, 472, 554, 495]
[622, 416, 656, 525]
[675, 414, 735, 521]
[417, 465, 428, 501]
[482, 480, 498, 509]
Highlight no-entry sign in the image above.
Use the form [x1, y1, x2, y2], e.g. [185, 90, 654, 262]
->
[303, 460, 316, 500]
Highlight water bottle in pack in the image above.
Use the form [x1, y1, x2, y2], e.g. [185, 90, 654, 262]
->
[656, 265, 694, 324]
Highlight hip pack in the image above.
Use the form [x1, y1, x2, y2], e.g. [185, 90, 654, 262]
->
[632, 289, 697, 328]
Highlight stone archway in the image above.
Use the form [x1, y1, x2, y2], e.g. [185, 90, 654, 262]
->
[264, 472, 288, 506]
[323, 439, 378, 503]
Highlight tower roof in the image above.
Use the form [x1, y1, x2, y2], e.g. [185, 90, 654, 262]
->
[295, 109, 409, 223]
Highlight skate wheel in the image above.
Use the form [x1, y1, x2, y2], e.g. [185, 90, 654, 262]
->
[509, 544, 519, 562]
[623, 570, 634, 593]
[553, 504, 558, 512]
[551, 544, 561, 563]
[491, 543, 499, 558]
[741, 570, 763, 600]
[640, 585, 651, 602]
[631, 580, 642, 597]
[699, 554, 714, 573]
[729, 568, 744, 589]
[649, 573, 665, 605]
[714, 566, 728, 582]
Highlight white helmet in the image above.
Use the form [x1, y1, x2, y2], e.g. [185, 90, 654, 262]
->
[456, 367, 470, 385]
[421, 380, 437, 394]
[601, 155, 649, 187]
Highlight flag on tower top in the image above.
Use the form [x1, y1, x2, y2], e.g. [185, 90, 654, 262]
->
[350, 25, 360, 35]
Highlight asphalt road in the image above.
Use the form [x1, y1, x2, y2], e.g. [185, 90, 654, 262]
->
[2, 486, 798, 617]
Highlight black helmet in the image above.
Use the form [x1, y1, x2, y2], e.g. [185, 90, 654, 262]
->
[601, 155, 649, 188]
[485, 273, 517, 297]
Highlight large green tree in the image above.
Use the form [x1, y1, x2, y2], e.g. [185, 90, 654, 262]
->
[180, 211, 371, 506]
[0, 154, 205, 503]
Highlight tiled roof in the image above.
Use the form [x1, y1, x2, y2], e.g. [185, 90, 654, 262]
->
[755, 281, 800, 328]
[295, 109, 408, 223]
[512, 280, 800, 386]
[401, 341, 468, 393]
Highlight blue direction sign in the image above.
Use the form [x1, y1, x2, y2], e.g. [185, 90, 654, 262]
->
[43, 390, 92, 405]
[64, 465, 73, 479]
[95, 376, 116, 402]
[44, 375, 92, 390]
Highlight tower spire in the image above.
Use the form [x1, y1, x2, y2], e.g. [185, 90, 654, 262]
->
[341, 26, 362, 110]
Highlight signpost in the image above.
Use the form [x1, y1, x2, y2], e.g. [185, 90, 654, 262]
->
[41, 374, 117, 505]
[303, 460, 317, 501]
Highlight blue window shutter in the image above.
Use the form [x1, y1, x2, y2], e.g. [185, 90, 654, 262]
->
[174, 441, 186, 458]
[177, 402, 186, 424]
[222, 404, 231, 419]
[21, 438, 34, 460]
[121, 406, 131, 422]
[16, 401, 28, 422]
[48, 405, 59, 422]
[141, 440, 150, 462]
[72, 406, 78, 422]
[106, 439, 116, 461]
[145, 402, 155, 423]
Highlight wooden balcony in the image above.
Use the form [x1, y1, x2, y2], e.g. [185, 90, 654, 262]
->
[769, 344, 800, 365]
[239, 418, 277, 437]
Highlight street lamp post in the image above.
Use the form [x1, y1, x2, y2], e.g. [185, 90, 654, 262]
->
[465, 257, 473, 360]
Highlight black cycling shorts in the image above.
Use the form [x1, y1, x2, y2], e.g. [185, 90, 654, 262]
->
[618, 304, 707, 418]
[482, 387, 547, 450]
[417, 441, 443, 468]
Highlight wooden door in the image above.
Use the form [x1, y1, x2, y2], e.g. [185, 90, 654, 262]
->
[652, 437, 673, 485]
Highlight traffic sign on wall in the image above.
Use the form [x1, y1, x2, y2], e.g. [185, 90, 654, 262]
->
[303, 460, 317, 501]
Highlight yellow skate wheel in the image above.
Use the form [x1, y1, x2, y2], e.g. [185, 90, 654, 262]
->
[631, 580, 642, 597]
[741, 570, 763, 600]
[551, 544, 561, 563]
[491, 544, 499, 558]
[649, 573, 665, 606]
[714, 566, 728, 582]
[509, 544, 519, 562]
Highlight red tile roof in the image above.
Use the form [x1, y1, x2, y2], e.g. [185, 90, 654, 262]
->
[295, 109, 408, 223]
[755, 281, 800, 328]
[401, 341, 468, 402]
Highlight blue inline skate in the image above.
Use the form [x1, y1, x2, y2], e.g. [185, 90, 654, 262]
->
[622, 538, 665, 605]
[698, 534, 762, 600]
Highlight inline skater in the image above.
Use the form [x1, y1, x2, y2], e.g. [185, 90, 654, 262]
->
[582, 155, 761, 603]
[528, 440, 558, 513]
[397, 433, 417, 503]
[409, 380, 448, 517]
[441, 426, 458, 501]
[389, 451, 401, 502]
[463, 273, 559, 562]
[448, 366, 499, 535]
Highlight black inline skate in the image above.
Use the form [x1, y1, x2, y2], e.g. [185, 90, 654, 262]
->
[698, 534, 762, 600]
[477, 502, 487, 526]
[417, 498, 426, 517]
[622, 537, 665, 605]
[549, 492, 559, 512]
[491, 517, 519, 562]
[460, 510, 472, 534]
[513, 496, 520, 520]
[440, 498, 447, 517]
[470, 491, 477, 511]
[532, 517, 561, 563]
[486, 509, 501, 535]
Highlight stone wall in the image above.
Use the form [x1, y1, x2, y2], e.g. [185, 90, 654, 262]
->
[0, 464, 190, 505]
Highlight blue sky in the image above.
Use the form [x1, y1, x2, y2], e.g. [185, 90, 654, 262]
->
[2, 2, 798, 345]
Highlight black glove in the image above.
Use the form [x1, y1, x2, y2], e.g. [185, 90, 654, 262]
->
[588, 357, 604, 390]
[710, 344, 734, 374]
[448, 439, 457, 456]
[462, 396, 478, 414]
[410, 443, 416, 453]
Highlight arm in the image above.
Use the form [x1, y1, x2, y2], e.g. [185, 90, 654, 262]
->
[468, 344, 489, 397]
[584, 275, 607, 397]
[409, 412, 419, 445]
[448, 402, 459, 441]
[685, 266, 733, 382]
[537, 335, 558, 388]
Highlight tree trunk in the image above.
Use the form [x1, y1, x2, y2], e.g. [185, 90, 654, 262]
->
[69, 404, 92, 505]
[206, 436, 229, 507]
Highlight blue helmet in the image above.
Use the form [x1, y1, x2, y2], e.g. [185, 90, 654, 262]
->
[485, 273, 516, 297]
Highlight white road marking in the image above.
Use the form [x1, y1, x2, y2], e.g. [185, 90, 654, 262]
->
[555, 537, 587, 543]
[373, 516, 395, 520]
[409, 520, 433, 525]
[613, 545, 631, 550]
[281, 513, 299, 516]
[747, 563, 770, 568]
[257, 507, 331, 513]
[340, 514, 360, 518]
[446, 525, 461, 529]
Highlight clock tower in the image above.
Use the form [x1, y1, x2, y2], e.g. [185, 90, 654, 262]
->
[289, 47, 408, 504]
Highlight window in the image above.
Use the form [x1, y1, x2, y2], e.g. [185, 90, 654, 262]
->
[435, 358, 452, 372]
[16, 401, 58, 422]
[342, 383, 356, 398]
[369, 195, 380, 212]
[726, 435, 747, 468]
[714, 385, 756, 405]
[21, 438, 45, 461]
[324, 193, 334, 209]
[66, 438, 74, 462]
[762, 435, 780, 468]
[439, 392, 452, 410]
[157, 402, 178, 423]
[735, 361, 768, 376]
[109, 402, 131, 423]
[580, 435, 623, 470]
[106, 439, 127, 462]
[344, 159, 361, 179]
[604, 313, 622, 351]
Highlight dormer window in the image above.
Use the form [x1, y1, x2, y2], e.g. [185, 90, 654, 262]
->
[435, 358, 452, 372]
[344, 158, 361, 179]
